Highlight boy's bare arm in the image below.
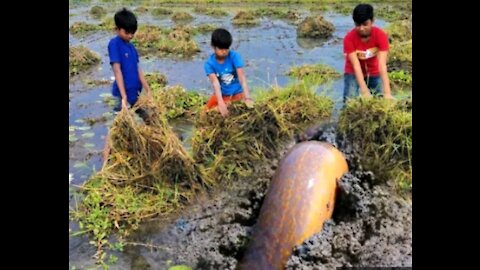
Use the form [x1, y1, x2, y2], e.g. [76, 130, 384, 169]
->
[377, 51, 392, 99]
[347, 52, 371, 97]
[236, 68, 250, 99]
[112, 63, 129, 110]
[138, 68, 152, 98]
[208, 73, 229, 117]
[237, 68, 253, 107]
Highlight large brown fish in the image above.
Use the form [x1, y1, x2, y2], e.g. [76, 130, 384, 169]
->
[238, 141, 348, 270]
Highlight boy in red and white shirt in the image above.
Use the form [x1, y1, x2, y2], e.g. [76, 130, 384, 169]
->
[343, 4, 393, 101]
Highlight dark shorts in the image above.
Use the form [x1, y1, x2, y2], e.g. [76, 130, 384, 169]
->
[113, 96, 150, 124]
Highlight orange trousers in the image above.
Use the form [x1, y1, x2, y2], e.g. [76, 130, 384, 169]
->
[205, 92, 245, 110]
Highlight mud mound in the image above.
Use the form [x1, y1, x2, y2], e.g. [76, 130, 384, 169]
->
[297, 15, 335, 38]
[232, 11, 259, 26]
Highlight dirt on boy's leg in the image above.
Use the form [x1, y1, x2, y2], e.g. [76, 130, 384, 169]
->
[102, 133, 110, 170]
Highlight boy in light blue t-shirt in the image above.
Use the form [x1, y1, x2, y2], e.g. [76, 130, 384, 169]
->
[204, 28, 253, 117]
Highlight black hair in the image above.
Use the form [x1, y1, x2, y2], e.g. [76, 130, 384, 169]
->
[353, 4, 374, 25]
[114, 8, 138, 33]
[211, 28, 232, 49]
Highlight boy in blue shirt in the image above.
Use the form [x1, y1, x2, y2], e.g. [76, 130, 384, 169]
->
[102, 8, 153, 167]
[204, 28, 253, 117]
[108, 7, 152, 118]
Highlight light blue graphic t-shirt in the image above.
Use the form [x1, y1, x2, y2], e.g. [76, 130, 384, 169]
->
[204, 50, 244, 96]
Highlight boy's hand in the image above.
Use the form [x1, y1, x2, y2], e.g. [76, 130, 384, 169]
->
[145, 85, 153, 100]
[384, 93, 394, 100]
[244, 97, 254, 108]
[121, 98, 129, 111]
[218, 102, 229, 117]
[360, 87, 372, 98]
